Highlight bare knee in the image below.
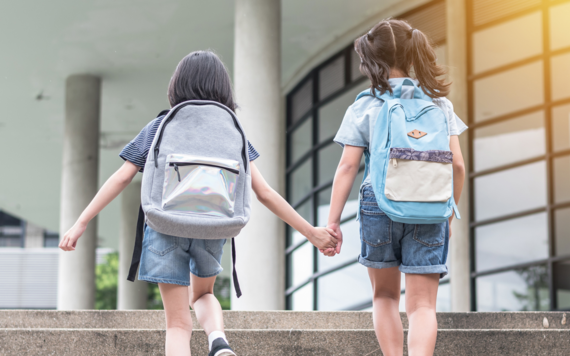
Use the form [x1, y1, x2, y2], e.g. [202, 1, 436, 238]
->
[368, 267, 401, 303]
[373, 286, 401, 302]
[406, 299, 435, 317]
[166, 314, 193, 335]
[404, 273, 439, 316]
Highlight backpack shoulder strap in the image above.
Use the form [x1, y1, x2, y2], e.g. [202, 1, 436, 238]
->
[127, 205, 145, 282]
[355, 88, 394, 102]
[156, 109, 170, 118]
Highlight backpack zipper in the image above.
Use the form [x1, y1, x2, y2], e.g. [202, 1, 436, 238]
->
[407, 105, 437, 121]
[170, 162, 240, 182]
[173, 164, 181, 182]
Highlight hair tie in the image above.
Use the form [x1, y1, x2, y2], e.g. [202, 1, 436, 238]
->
[407, 28, 414, 38]
[367, 31, 373, 41]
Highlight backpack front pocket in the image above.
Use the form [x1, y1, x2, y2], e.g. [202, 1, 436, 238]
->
[162, 154, 240, 218]
[384, 148, 453, 202]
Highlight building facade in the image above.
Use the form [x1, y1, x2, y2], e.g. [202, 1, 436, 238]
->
[466, 0, 570, 311]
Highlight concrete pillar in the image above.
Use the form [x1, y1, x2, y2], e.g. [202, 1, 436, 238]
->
[233, 0, 284, 310]
[57, 74, 101, 310]
[118, 182, 148, 309]
[446, 0, 471, 312]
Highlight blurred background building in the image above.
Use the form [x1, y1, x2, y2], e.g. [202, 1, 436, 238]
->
[0, 0, 568, 312]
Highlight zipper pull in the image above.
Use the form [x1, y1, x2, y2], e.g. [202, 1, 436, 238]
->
[393, 159, 398, 167]
[173, 164, 181, 182]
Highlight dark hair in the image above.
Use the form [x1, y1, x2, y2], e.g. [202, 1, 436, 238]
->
[354, 19, 450, 98]
[167, 50, 237, 111]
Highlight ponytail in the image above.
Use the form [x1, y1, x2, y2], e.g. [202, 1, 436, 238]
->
[355, 33, 392, 96]
[410, 29, 450, 98]
[355, 19, 450, 99]
[354, 21, 399, 96]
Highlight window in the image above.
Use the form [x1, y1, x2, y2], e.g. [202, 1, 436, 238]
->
[475, 213, 548, 272]
[549, 2, 570, 50]
[551, 104, 570, 152]
[473, 111, 545, 172]
[473, 161, 547, 221]
[550, 52, 570, 101]
[476, 265, 549, 311]
[473, 61, 544, 122]
[468, 0, 570, 311]
[319, 56, 345, 100]
[472, 12, 542, 74]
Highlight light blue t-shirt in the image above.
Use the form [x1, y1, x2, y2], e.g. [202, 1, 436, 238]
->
[333, 78, 468, 187]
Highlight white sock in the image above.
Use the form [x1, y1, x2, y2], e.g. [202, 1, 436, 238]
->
[208, 330, 228, 351]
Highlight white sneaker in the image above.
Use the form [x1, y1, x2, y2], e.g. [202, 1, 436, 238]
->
[208, 338, 236, 356]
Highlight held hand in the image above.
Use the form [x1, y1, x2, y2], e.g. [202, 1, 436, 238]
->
[307, 227, 338, 250]
[59, 222, 87, 251]
[319, 223, 343, 257]
[327, 222, 343, 254]
[320, 247, 336, 257]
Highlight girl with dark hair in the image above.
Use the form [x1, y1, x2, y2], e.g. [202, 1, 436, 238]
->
[58, 50, 337, 356]
[322, 20, 467, 355]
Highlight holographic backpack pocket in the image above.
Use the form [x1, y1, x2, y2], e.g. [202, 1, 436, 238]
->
[162, 154, 240, 218]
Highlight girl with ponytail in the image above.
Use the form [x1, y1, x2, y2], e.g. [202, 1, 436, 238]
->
[323, 19, 468, 355]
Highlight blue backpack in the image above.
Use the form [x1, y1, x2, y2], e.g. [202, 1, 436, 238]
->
[357, 79, 460, 224]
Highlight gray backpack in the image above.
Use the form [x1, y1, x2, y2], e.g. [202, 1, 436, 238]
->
[128, 100, 252, 297]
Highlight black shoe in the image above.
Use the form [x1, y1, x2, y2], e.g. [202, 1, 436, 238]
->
[208, 338, 236, 356]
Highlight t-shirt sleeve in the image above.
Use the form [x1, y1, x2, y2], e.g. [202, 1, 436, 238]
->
[119, 118, 161, 172]
[434, 97, 468, 136]
[247, 140, 260, 161]
[452, 114, 468, 136]
[333, 105, 370, 148]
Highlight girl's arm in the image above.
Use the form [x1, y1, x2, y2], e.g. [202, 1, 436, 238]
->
[59, 161, 140, 251]
[449, 135, 466, 234]
[250, 161, 338, 250]
[325, 145, 365, 255]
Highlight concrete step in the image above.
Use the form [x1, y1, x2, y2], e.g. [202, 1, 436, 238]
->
[1, 310, 568, 330]
[1, 328, 570, 355]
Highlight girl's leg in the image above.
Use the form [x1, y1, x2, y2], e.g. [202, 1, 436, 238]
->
[159, 283, 193, 356]
[404, 273, 440, 356]
[368, 266, 404, 356]
[188, 274, 224, 335]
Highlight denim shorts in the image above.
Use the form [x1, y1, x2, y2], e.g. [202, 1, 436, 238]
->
[358, 185, 449, 278]
[138, 225, 226, 286]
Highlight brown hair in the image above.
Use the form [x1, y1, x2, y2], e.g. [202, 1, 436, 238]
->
[354, 18, 450, 98]
[167, 50, 237, 111]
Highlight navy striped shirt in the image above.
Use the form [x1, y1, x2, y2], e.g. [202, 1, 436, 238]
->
[120, 114, 260, 172]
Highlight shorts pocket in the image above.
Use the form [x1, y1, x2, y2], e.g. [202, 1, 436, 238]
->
[148, 233, 178, 256]
[360, 201, 391, 247]
[204, 238, 226, 255]
[413, 223, 446, 247]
